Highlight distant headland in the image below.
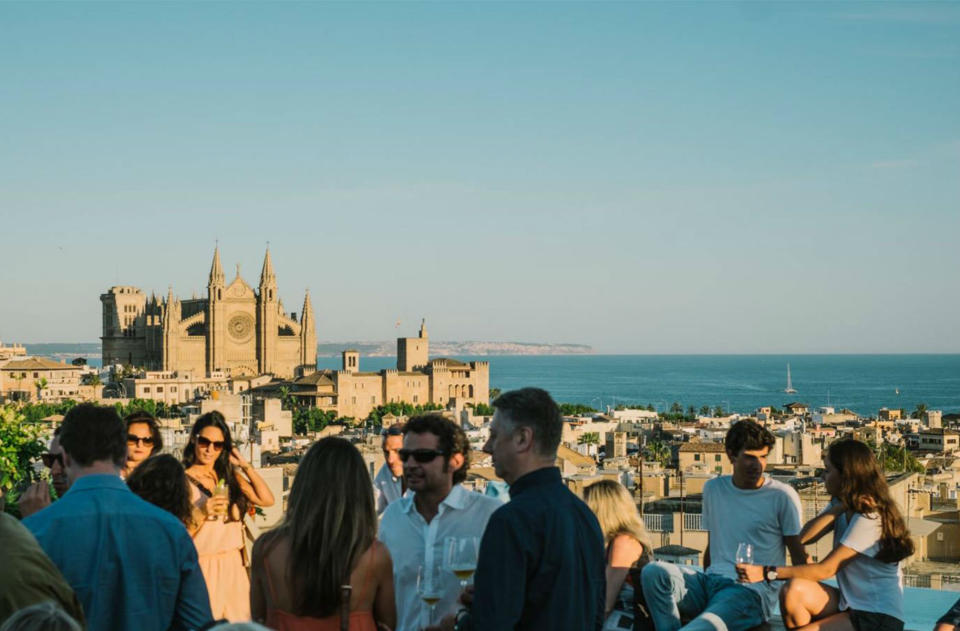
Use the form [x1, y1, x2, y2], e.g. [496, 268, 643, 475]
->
[22, 340, 594, 363]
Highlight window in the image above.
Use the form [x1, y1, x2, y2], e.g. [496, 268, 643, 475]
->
[694, 454, 700, 461]
[352, 397, 356, 404]
[171, 386, 177, 392]
[157, 387, 163, 393]
[144, 387, 151, 393]
[413, 395, 419, 403]
[715, 455, 721, 462]
[33, 372, 38, 378]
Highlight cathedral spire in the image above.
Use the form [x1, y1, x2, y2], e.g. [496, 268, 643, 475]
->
[300, 289, 315, 327]
[259, 246, 276, 288]
[208, 245, 225, 287]
[419, 318, 428, 339]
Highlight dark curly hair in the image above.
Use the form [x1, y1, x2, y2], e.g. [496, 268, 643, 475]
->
[724, 419, 776, 456]
[126, 454, 195, 529]
[403, 414, 471, 484]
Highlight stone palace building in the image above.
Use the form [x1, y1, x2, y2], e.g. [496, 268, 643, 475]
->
[101, 247, 316, 379]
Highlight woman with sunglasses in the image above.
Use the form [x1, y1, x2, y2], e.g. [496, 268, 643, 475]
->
[250, 437, 396, 631]
[123, 411, 163, 478]
[184, 411, 275, 622]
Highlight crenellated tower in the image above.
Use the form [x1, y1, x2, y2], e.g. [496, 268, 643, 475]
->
[257, 247, 278, 375]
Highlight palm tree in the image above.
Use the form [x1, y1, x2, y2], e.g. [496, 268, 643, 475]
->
[34, 377, 49, 401]
[912, 403, 928, 420]
[699, 405, 711, 417]
[578, 432, 600, 448]
[646, 439, 672, 468]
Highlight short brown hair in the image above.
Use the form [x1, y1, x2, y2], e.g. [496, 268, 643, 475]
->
[724, 419, 775, 455]
[59, 404, 126, 467]
[402, 414, 471, 484]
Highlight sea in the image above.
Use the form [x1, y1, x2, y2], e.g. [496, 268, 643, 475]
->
[318, 354, 960, 416]
[72, 353, 959, 416]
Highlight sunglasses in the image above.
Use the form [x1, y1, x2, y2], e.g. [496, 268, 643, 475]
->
[41, 452, 64, 468]
[398, 448, 446, 463]
[127, 434, 155, 447]
[196, 436, 225, 451]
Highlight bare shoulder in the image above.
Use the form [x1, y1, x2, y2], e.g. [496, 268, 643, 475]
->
[609, 533, 644, 566]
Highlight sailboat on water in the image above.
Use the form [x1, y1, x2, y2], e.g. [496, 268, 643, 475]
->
[784, 363, 797, 394]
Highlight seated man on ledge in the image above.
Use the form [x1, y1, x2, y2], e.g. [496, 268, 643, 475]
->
[640, 420, 806, 631]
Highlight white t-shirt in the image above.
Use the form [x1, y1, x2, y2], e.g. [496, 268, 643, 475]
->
[833, 509, 904, 621]
[702, 475, 803, 618]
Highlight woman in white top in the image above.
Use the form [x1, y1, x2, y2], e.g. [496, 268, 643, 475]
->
[736, 438, 913, 631]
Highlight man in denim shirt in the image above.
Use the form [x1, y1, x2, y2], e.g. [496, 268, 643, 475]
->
[24, 404, 213, 631]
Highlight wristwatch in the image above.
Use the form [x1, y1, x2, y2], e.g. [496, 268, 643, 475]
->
[764, 565, 779, 583]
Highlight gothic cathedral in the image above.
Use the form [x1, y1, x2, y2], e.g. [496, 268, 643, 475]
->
[101, 247, 317, 378]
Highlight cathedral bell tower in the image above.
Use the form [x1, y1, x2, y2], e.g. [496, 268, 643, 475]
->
[206, 246, 225, 374]
[257, 248, 278, 375]
[299, 289, 317, 374]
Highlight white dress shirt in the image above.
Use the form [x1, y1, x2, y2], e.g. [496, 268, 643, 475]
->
[373, 463, 406, 516]
[379, 484, 502, 631]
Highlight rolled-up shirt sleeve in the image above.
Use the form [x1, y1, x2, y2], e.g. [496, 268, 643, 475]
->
[471, 509, 528, 630]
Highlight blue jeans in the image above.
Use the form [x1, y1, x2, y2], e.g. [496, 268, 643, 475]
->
[640, 562, 764, 631]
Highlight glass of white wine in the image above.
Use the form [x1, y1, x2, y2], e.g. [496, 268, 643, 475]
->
[417, 564, 442, 629]
[735, 542, 754, 565]
[445, 536, 479, 590]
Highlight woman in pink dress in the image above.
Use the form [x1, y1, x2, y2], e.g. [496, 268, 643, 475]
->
[184, 411, 275, 621]
[250, 437, 396, 631]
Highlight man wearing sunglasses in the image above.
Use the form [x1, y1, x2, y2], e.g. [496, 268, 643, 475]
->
[23, 403, 213, 631]
[379, 414, 501, 631]
[19, 427, 70, 519]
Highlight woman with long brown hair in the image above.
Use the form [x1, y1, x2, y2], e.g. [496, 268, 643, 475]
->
[583, 479, 653, 628]
[183, 411, 275, 622]
[737, 438, 913, 631]
[250, 437, 395, 631]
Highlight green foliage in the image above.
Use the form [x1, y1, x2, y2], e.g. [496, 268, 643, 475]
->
[471, 403, 495, 416]
[488, 388, 501, 402]
[112, 398, 177, 419]
[645, 439, 672, 468]
[911, 403, 928, 420]
[293, 407, 338, 435]
[713, 406, 725, 417]
[0, 405, 46, 509]
[364, 402, 444, 430]
[878, 442, 925, 473]
[578, 432, 600, 446]
[699, 405, 711, 417]
[558, 403, 597, 416]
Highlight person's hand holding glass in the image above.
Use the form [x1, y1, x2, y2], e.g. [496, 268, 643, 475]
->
[735, 542, 765, 583]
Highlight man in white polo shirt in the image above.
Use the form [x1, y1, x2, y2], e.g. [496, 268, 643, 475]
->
[379, 414, 501, 631]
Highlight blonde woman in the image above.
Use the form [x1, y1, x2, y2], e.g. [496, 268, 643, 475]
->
[584, 479, 653, 623]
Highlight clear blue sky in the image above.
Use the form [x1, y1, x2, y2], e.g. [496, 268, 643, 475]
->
[1, 1, 958, 353]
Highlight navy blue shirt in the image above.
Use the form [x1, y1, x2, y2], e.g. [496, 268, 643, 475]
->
[471, 467, 605, 631]
[24, 475, 213, 631]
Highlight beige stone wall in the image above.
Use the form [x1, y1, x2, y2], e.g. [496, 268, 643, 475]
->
[0, 366, 82, 402]
[334, 372, 386, 420]
[383, 371, 430, 406]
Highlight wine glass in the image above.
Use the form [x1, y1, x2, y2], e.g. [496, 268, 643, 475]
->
[445, 537, 479, 589]
[417, 564, 442, 629]
[735, 542, 754, 565]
